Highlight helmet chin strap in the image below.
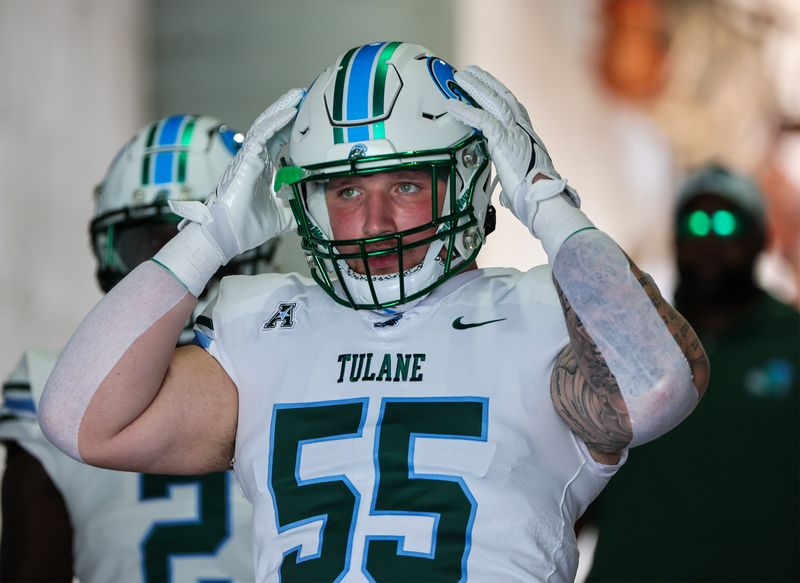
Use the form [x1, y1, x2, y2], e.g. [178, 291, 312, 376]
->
[336, 237, 448, 308]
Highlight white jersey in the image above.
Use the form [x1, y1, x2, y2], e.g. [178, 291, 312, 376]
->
[0, 348, 254, 583]
[197, 266, 624, 583]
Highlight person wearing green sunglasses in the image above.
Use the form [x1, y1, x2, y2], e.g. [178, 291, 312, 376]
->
[587, 164, 799, 582]
[674, 166, 765, 322]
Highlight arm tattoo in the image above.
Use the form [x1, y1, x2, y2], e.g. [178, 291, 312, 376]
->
[551, 286, 633, 454]
[551, 254, 709, 456]
[631, 265, 709, 396]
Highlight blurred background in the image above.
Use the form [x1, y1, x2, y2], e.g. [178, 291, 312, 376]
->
[2, 0, 798, 378]
[0, 0, 798, 576]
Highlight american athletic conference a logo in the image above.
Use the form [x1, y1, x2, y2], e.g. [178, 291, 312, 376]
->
[261, 302, 298, 330]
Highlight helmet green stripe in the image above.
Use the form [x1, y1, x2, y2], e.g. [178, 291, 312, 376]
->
[141, 121, 159, 186]
[332, 47, 358, 144]
[177, 117, 196, 182]
[371, 41, 401, 140]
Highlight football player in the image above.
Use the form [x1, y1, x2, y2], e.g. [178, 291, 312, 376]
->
[0, 115, 274, 582]
[40, 43, 709, 581]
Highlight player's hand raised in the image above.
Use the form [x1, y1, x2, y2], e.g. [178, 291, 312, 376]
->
[170, 88, 305, 265]
[446, 66, 579, 239]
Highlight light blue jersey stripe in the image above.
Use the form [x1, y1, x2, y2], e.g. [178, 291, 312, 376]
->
[154, 115, 184, 184]
[346, 43, 383, 142]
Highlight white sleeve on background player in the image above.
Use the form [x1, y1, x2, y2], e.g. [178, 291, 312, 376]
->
[0, 350, 82, 484]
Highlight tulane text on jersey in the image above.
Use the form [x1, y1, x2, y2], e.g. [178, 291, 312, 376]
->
[336, 353, 427, 383]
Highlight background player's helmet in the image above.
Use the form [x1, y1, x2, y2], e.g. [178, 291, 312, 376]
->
[91, 114, 278, 292]
[276, 41, 494, 310]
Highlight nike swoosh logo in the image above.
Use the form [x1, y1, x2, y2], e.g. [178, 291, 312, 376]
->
[452, 316, 507, 330]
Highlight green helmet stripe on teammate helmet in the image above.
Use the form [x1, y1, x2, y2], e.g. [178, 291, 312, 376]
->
[177, 117, 197, 183]
[140, 116, 199, 186]
[141, 121, 159, 186]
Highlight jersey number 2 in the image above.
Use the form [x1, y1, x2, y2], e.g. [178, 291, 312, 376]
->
[139, 472, 230, 583]
[270, 397, 487, 582]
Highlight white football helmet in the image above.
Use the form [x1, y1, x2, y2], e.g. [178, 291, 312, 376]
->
[91, 114, 277, 292]
[276, 42, 494, 310]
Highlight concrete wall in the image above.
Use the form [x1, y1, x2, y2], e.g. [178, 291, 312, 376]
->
[149, 0, 457, 129]
[0, 0, 147, 377]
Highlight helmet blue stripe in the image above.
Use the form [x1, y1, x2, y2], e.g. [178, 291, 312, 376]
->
[153, 151, 174, 184]
[345, 42, 384, 142]
[3, 395, 35, 414]
[347, 125, 370, 142]
[154, 115, 185, 184]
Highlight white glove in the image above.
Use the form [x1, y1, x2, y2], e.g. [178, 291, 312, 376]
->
[447, 67, 591, 259]
[170, 88, 305, 264]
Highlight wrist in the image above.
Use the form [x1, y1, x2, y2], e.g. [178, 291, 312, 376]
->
[152, 222, 223, 296]
[532, 193, 594, 263]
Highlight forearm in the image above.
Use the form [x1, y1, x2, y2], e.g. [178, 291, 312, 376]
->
[552, 227, 708, 448]
[38, 260, 197, 462]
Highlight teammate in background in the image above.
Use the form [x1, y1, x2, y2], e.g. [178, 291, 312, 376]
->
[39, 43, 709, 582]
[0, 115, 280, 582]
[586, 165, 799, 582]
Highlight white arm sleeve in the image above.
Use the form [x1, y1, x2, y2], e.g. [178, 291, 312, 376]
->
[552, 228, 698, 447]
[38, 261, 190, 461]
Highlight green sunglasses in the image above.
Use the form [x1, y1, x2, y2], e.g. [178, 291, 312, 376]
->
[677, 209, 754, 239]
